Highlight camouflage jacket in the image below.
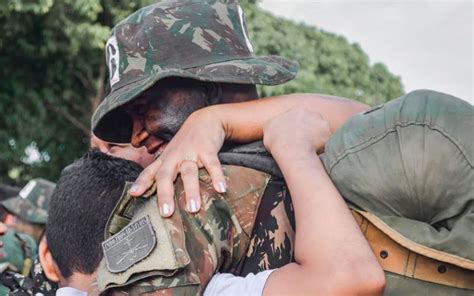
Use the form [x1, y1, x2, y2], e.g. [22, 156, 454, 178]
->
[0, 257, 57, 296]
[97, 163, 295, 295]
[0, 229, 37, 276]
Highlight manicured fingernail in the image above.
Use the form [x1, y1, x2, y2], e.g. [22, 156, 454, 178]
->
[160, 203, 171, 216]
[217, 182, 226, 193]
[188, 199, 199, 213]
[129, 184, 139, 194]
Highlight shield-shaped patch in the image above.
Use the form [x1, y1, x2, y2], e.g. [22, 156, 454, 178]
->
[102, 215, 156, 273]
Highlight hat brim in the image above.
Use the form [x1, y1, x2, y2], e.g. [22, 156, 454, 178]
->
[92, 55, 298, 143]
[1, 197, 47, 224]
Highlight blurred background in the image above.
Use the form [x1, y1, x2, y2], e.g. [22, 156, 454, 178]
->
[0, 0, 471, 185]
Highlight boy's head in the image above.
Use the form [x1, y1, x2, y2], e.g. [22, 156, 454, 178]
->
[39, 150, 142, 290]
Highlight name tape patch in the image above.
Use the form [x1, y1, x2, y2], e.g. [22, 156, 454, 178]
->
[102, 215, 156, 273]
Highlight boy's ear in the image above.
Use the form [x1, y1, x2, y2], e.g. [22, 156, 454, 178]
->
[38, 236, 60, 283]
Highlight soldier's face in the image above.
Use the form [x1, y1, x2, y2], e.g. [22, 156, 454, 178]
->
[90, 135, 155, 168]
[124, 79, 209, 155]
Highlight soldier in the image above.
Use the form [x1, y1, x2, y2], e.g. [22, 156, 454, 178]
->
[91, 1, 473, 295]
[92, 0, 369, 279]
[148, 89, 474, 295]
[0, 222, 37, 295]
[2, 179, 55, 242]
[31, 134, 380, 296]
[0, 223, 37, 275]
[0, 179, 56, 294]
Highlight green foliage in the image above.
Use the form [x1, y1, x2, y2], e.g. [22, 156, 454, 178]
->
[241, 1, 404, 104]
[0, 0, 403, 185]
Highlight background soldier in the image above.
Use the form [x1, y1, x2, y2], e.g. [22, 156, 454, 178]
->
[0, 179, 56, 294]
[2, 178, 55, 242]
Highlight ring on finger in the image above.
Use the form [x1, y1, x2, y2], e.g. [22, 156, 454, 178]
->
[154, 151, 162, 159]
[183, 154, 198, 164]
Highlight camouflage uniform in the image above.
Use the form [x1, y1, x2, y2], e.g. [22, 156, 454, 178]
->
[0, 229, 37, 295]
[91, 2, 298, 293]
[97, 165, 290, 295]
[0, 229, 37, 275]
[91, 1, 473, 295]
[0, 258, 57, 296]
[321, 90, 474, 295]
[0, 179, 57, 294]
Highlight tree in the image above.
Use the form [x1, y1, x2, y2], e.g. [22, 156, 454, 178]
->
[0, 0, 403, 185]
[241, 1, 404, 103]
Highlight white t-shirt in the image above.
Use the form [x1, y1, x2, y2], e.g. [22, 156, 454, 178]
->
[53, 270, 275, 296]
[204, 269, 275, 296]
[54, 287, 87, 296]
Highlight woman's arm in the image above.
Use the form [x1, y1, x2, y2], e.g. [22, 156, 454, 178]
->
[213, 93, 369, 144]
[203, 108, 384, 296]
[261, 108, 384, 295]
[129, 93, 369, 216]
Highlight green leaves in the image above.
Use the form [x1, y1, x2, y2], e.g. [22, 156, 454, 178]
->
[241, 2, 404, 103]
[5, 0, 54, 15]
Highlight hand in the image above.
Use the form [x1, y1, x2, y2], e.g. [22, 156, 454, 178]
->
[129, 109, 228, 217]
[263, 107, 332, 156]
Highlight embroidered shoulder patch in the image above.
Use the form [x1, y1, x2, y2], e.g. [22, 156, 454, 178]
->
[102, 215, 156, 273]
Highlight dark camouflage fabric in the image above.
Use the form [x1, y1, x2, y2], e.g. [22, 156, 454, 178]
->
[0, 258, 57, 296]
[0, 229, 37, 276]
[240, 178, 295, 275]
[1, 179, 55, 225]
[96, 165, 293, 295]
[92, 0, 298, 143]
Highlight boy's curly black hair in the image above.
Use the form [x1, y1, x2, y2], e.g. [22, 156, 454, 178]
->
[46, 149, 143, 278]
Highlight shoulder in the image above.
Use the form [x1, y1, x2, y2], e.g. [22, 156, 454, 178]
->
[97, 166, 272, 294]
[0, 229, 37, 273]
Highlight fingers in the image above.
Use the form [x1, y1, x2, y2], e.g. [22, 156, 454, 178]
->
[180, 160, 201, 213]
[129, 158, 163, 196]
[129, 157, 177, 218]
[131, 151, 225, 217]
[155, 165, 177, 217]
[201, 153, 226, 193]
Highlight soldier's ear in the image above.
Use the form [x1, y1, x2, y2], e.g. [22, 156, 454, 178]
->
[38, 236, 60, 283]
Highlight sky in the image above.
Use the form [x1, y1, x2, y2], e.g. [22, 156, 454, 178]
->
[259, 0, 473, 104]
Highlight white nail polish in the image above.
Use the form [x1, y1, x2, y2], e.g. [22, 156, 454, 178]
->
[189, 199, 199, 213]
[130, 184, 139, 193]
[161, 203, 170, 216]
[218, 182, 226, 193]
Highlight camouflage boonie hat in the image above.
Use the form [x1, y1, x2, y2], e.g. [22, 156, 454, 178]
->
[92, 0, 299, 143]
[1, 179, 55, 225]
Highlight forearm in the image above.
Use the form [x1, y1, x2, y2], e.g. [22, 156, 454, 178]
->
[264, 148, 384, 295]
[205, 93, 369, 142]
